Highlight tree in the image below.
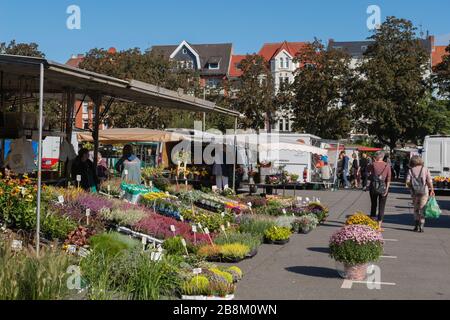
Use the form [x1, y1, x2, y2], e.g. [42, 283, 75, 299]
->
[434, 44, 450, 99]
[232, 54, 275, 131]
[0, 40, 45, 57]
[289, 39, 354, 139]
[352, 17, 431, 150]
[79, 48, 203, 129]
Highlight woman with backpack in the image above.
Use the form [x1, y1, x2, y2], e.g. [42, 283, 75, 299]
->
[405, 155, 435, 233]
[367, 151, 392, 231]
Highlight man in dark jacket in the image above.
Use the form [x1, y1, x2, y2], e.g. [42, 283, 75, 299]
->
[71, 148, 98, 192]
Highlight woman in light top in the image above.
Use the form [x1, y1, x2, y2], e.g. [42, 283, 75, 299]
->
[115, 145, 141, 184]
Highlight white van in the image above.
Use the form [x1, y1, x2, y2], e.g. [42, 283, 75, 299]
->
[422, 135, 450, 178]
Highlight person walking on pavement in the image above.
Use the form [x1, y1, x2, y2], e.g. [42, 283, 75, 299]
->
[351, 153, 360, 189]
[360, 153, 369, 191]
[367, 151, 392, 231]
[340, 151, 350, 189]
[405, 155, 435, 233]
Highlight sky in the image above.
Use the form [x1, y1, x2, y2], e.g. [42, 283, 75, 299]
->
[0, 0, 449, 63]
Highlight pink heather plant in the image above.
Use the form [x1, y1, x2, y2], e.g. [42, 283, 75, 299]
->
[330, 224, 384, 246]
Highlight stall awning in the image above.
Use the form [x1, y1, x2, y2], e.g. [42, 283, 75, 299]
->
[257, 142, 328, 155]
[0, 54, 240, 117]
[77, 128, 184, 144]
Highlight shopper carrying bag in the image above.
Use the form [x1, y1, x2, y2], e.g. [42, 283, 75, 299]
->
[406, 156, 435, 233]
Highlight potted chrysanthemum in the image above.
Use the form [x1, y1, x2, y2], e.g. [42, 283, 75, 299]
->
[329, 225, 384, 280]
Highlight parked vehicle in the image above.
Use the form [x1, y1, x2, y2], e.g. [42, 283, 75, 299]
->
[422, 135, 450, 190]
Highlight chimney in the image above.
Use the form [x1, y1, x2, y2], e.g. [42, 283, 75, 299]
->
[429, 35, 435, 52]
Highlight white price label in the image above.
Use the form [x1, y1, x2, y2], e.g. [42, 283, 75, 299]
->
[85, 209, 91, 217]
[220, 225, 225, 232]
[221, 212, 225, 217]
[212, 185, 218, 192]
[141, 237, 147, 245]
[107, 185, 111, 192]
[67, 245, 77, 254]
[204, 228, 210, 235]
[227, 222, 231, 228]
[193, 268, 202, 275]
[170, 225, 176, 232]
[305, 197, 310, 202]
[282, 209, 287, 215]
[192, 225, 197, 233]
[149, 181, 153, 188]
[197, 223, 202, 229]
[11, 240, 22, 251]
[247, 202, 252, 208]
[58, 195, 64, 204]
[180, 215, 184, 222]
[78, 248, 90, 258]
[157, 246, 163, 252]
[181, 238, 187, 247]
[76, 175, 82, 182]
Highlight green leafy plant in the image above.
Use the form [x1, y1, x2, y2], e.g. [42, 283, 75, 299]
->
[209, 268, 233, 284]
[264, 226, 292, 242]
[41, 212, 77, 241]
[89, 232, 140, 257]
[238, 215, 277, 241]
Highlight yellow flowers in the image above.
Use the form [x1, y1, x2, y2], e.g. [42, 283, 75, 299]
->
[142, 192, 171, 201]
[345, 212, 379, 231]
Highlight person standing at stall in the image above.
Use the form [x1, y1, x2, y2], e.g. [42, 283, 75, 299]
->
[71, 148, 98, 192]
[340, 151, 350, 189]
[115, 145, 141, 184]
[367, 151, 391, 231]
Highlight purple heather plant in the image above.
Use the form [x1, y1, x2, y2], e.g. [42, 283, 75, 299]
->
[329, 225, 384, 246]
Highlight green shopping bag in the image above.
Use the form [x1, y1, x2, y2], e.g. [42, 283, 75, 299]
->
[424, 197, 441, 219]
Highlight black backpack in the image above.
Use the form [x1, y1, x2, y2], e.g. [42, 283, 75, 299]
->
[371, 164, 388, 195]
[409, 166, 426, 196]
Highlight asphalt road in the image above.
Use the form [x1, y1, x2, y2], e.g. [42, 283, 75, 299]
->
[233, 184, 450, 300]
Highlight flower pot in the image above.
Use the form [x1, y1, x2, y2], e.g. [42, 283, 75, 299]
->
[265, 238, 290, 245]
[299, 227, 312, 234]
[343, 263, 369, 281]
[246, 248, 258, 259]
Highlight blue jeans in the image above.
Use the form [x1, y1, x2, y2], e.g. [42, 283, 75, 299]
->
[343, 169, 349, 187]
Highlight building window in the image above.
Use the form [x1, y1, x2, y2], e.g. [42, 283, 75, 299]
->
[285, 58, 289, 69]
[208, 63, 219, 69]
[280, 58, 284, 68]
[206, 78, 220, 88]
[83, 120, 90, 130]
[279, 120, 283, 132]
[182, 48, 187, 54]
[82, 102, 88, 114]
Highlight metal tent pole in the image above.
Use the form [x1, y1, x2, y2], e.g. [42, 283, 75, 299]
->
[232, 117, 237, 191]
[36, 63, 44, 256]
[333, 142, 340, 190]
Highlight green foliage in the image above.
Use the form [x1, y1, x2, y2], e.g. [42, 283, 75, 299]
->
[352, 17, 431, 149]
[41, 212, 77, 241]
[0, 242, 74, 300]
[238, 216, 276, 241]
[231, 54, 276, 130]
[89, 232, 140, 257]
[0, 40, 45, 57]
[214, 232, 261, 251]
[434, 44, 450, 99]
[209, 268, 233, 284]
[264, 226, 292, 242]
[329, 240, 383, 265]
[289, 39, 354, 139]
[163, 236, 186, 255]
[100, 208, 147, 227]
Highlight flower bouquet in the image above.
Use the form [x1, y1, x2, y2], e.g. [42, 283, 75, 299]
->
[329, 225, 384, 280]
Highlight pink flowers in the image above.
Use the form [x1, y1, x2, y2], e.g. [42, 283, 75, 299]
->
[330, 225, 384, 246]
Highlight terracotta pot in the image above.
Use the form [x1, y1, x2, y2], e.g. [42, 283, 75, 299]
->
[344, 263, 368, 281]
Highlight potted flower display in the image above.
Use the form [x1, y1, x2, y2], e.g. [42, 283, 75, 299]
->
[307, 202, 329, 223]
[292, 214, 319, 234]
[264, 226, 292, 245]
[345, 212, 380, 231]
[329, 225, 384, 281]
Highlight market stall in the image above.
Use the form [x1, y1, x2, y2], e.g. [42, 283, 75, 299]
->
[0, 54, 239, 254]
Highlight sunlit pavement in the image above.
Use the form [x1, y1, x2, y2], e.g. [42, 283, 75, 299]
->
[232, 184, 450, 300]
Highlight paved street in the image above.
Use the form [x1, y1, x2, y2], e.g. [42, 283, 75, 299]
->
[233, 184, 450, 300]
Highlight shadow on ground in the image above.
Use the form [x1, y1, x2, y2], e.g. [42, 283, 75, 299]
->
[383, 213, 450, 229]
[285, 266, 339, 279]
[307, 247, 330, 254]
